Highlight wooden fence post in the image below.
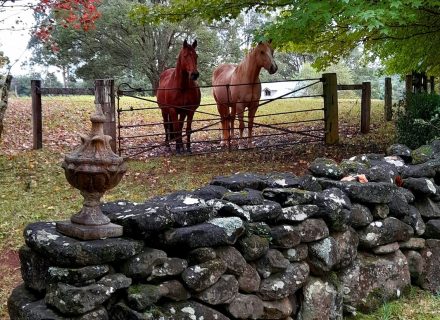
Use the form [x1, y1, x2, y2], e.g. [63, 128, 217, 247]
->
[405, 74, 413, 107]
[323, 73, 339, 144]
[95, 79, 116, 152]
[430, 76, 435, 94]
[384, 77, 392, 121]
[361, 82, 371, 134]
[31, 80, 42, 149]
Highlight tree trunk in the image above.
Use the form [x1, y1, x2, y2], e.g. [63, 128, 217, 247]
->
[0, 75, 13, 140]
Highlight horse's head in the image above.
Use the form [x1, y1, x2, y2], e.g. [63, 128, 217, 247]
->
[179, 39, 199, 80]
[255, 40, 278, 75]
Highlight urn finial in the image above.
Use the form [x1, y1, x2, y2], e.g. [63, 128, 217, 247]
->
[56, 79, 126, 240]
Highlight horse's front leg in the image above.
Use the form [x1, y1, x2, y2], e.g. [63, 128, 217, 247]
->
[247, 103, 259, 148]
[185, 111, 195, 153]
[176, 112, 186, 154]
[235, 103, 245, 149]
[161, 108, 171, 151]
[229, 104, 237, 146]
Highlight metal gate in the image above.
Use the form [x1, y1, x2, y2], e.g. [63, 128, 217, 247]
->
[116, 78, 325, 159]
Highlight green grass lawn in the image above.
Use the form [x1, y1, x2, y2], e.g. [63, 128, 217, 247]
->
[1, 95, 438, 319]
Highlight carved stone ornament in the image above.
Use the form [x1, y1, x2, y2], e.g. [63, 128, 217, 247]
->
[57, 82, 126, 240]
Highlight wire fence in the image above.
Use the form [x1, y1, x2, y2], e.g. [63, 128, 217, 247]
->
[116, 78, 326, 159]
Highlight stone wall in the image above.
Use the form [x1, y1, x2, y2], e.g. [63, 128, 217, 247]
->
[8, 141, 440, 320]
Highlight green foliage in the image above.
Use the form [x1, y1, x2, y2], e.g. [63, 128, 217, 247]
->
[135, 0, 440, 76]
[396, 93, 440, 149]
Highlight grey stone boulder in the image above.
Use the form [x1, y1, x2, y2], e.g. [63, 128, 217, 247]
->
[45, 276, 129, 316]
[403, 250, 424, 284]
[411, 144, 434, 164]
[339, 159, 369, 176]
[215, 246, 247, 276]
[120, 247, 167, 280]
[386, 144, 412, 162]
[47, 265, 110, 286]
[110, 302, 164, 320]
[162, 300, 230, 320]
[311, 188, 352, 231]
[227, 293, 264, 319]
[211, 172, 266, 191]
[193, 184, 229, 200]
[258, 262, 309, 300]
[372, 242, 400, 254]
[414, 197, 440, 218]
[388, 188, 411, 218]
[403, 177, 438, 196]
[299, 276, 343, 320]
[195, 274, 239, 305]
[19, 245, 51, 293]
[371, 204, 389, 219]
[278, 205, 319, 223]
[262, 188, 315, 207]
[207, 199, 251, 221]
[399, 237, 426, 250]
[159, 280, 191, 302]
[339, 250, 410, 313]
[333, 227, 359, 269]
[318, 180, 397, 204]
[8, 284, 108, 320]
[164, 217, 245, 248]
[256, 249, 290, 278]
[296, 175, 323, 192]
[402, 205, 426, 236]
[222, 188, 265, 206]
[419, 239, 440, 293]
[261, 297, 295, 319]
[238, 263, 261, 293]
[237, 233, 270, 261]
[358, 218, 414, 248]
[365, 164, 398, 184]
[283, 244, 308, 262]
[263, 172, 299, 188]
[270, 225, 301, 248]
[24, 222, 143, 267]
[242, 200, 283, 222]
[151, 191, 215, 227]
[309, 158, 344, 179]
[401, 161, 438, 178]
[126, 284, 168, 311]
[181, 259, 227, 292]
[350, 203, 373, 228]
[424, 219, 440, 239]
[292, 218, 329, 243]
[307, 237, 340, 274]
[102, 201, 173, 238]
[147, 257, 188, 281]
[187, 247, 217, 265]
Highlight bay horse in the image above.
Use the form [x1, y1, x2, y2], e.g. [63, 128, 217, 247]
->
[212, 40, 278, 148]
[157, 39, 201, 153]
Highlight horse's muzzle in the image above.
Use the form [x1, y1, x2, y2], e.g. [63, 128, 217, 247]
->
[191, 71, 200, 80]
[269, 64, 278, 74]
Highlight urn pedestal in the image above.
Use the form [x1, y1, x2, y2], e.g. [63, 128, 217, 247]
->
[56, 87, 126, 240]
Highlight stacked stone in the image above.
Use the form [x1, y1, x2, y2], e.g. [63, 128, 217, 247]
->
[8, 140, 440, 320]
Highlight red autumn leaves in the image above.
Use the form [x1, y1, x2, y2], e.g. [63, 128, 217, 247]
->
[34, 0, 101, 51]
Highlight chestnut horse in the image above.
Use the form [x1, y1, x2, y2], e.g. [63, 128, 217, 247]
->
[212, 40, 278, 148]
[157, 39, 201, 153]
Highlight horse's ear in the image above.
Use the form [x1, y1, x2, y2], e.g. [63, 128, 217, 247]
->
[268, 39, 273, 44]
[183, 39, 188, 48]
[258, 41, 262, 45]
[192, 40, 197, 49]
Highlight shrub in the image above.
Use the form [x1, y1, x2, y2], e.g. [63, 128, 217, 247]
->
[395, 93, 440, 149]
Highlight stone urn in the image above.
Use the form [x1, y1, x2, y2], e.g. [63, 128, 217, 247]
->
[56, 81, 126, 240]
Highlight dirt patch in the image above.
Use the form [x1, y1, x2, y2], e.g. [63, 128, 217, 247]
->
[0, 249, 21, 319]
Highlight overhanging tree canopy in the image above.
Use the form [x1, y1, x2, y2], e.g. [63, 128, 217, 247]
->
[130, 0, 440, 76]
